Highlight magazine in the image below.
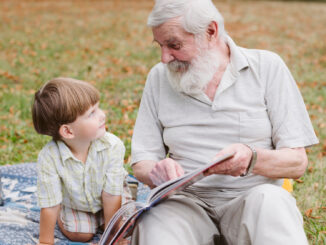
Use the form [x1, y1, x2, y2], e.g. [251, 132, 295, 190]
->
[99, 152, 235, 245]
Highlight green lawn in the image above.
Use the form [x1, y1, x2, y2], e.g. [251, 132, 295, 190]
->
[0, 0, 325, 243]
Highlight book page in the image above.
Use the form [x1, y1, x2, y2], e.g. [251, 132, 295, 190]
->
[99, 201, 145, 245]
[99, 152, 234, 245]
[146, 153, 235, 204]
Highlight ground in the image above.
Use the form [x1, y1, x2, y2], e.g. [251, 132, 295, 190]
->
[0, 0, 325, 243]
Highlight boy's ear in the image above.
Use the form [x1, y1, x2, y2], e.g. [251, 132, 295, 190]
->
[59, 124, 75, 140]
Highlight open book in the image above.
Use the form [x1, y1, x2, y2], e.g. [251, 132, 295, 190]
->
[99, 152, 234, 245]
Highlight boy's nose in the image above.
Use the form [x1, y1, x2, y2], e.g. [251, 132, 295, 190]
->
[99, 109, 106, 120]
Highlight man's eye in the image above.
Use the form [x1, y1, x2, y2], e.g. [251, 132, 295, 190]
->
[168, 43, 181, 50]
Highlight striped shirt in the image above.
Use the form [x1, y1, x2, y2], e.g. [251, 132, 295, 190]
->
[37, 132, 127, 213]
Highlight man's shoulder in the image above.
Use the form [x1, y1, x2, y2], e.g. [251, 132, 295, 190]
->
[149, 62, 165, 74]
[239, 47, 285, 68]
[141, 62, 169, 97]
[147, 62, 166, 83]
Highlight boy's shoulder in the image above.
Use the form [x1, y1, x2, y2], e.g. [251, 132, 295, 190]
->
[37, 140, 63, 167]
[38, 140, 59, 158]
[96, 132, 125, 151]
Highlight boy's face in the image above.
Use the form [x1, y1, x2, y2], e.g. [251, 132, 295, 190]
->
[68, 102, 106, 141]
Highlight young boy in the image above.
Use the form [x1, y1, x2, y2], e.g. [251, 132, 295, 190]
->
[32, 77, 128, 244]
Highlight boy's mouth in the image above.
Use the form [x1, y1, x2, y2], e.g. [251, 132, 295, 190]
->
[99, 122, 105, 129]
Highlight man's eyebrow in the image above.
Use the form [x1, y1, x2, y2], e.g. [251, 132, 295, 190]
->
[166, 37, 180, 44]
[152, 37, 181, 45]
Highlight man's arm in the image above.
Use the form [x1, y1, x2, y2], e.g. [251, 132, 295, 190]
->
[206, 143, 308, 179]
[38, 204, 60, 245]
[102, 191, 122, 228]
[253, 147, 308, 179]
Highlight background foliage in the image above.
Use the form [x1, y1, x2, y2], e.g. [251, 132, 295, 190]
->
[0, 0, 325, 243]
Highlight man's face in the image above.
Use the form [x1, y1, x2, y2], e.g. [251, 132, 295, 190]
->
[152, 19, 220, 95]
[152, 18, 199, 70]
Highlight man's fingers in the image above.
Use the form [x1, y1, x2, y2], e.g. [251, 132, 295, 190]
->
[149, 167, 166, 186]
[165, 161, 178, 180]
[207, 158, 233, 175]
[175, 162, 185, 177]
[150, 158, 184, 186]
[156, 163, 169, 181]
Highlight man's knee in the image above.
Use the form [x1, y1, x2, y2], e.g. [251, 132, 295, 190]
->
[246, 184, 294, 204]
[244, 184, 301, 220]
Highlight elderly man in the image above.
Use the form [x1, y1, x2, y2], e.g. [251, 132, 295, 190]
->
[130, 0, 319, 244]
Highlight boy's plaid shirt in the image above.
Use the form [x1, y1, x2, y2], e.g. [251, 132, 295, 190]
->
[37, 132, 127, 213]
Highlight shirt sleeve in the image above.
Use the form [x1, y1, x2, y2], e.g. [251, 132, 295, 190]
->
[103, 138, 127, 195]
[37, 147, 62, 208]
[131, 66, 167, 165]
[262, 52, 319, 149]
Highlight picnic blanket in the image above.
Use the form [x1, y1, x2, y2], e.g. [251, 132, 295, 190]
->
[0, 163, 150, 245]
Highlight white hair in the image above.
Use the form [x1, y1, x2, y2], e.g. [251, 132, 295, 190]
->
[148, 0, 227, 39]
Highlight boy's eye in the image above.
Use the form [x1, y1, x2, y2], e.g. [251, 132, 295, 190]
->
[89, 110, 96, 117]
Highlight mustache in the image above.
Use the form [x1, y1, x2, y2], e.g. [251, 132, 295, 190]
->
[167, 59, 190, 73]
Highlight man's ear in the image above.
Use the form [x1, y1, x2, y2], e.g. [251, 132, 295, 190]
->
[206, 21, 219, 41]
[59, 124, 74, 140]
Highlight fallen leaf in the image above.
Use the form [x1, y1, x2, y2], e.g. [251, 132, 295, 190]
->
[310, 216, 321, 219]
[294, 179, 304, 183]
[305, 208, 313, 217]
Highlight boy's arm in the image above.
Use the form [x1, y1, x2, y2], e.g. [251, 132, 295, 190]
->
[102, 191, 122, 228]
[38, 204, 61, 245]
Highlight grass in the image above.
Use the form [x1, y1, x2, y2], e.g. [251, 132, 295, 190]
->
[0, 0, 325, 243]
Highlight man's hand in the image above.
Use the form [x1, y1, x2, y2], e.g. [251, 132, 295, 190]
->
[205, 144, 252, 177]
[149, 158, 185, 186]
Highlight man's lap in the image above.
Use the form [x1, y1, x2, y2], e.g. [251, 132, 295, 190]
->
[131, 193, 221, 245]
[131, 184, 308, 245]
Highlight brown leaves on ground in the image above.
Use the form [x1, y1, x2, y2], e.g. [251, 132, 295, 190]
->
[305, 207, 325, 220]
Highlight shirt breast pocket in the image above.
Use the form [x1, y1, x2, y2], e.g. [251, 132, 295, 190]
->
[239, 110, 272, 146]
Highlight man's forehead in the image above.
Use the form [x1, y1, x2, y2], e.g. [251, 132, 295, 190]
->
[152, 22, 192, 44]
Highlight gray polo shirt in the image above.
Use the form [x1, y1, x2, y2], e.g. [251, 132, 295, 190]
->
[131, 36, 319, 190]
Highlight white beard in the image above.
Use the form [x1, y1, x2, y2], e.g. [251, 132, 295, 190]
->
[165, 48, 220, 96]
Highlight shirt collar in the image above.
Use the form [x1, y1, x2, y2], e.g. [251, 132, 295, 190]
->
[56, 140, 76, 163]
[226, 35, 249, 72]
[56, 136, 110, 163]
[92, 135, 111, 152]
[187, 36, 249, 105]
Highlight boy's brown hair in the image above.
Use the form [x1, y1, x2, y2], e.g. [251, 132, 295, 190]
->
[32, 77, 100, 141]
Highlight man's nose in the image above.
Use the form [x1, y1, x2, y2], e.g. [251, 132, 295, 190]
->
[161, 47, 174, 64]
